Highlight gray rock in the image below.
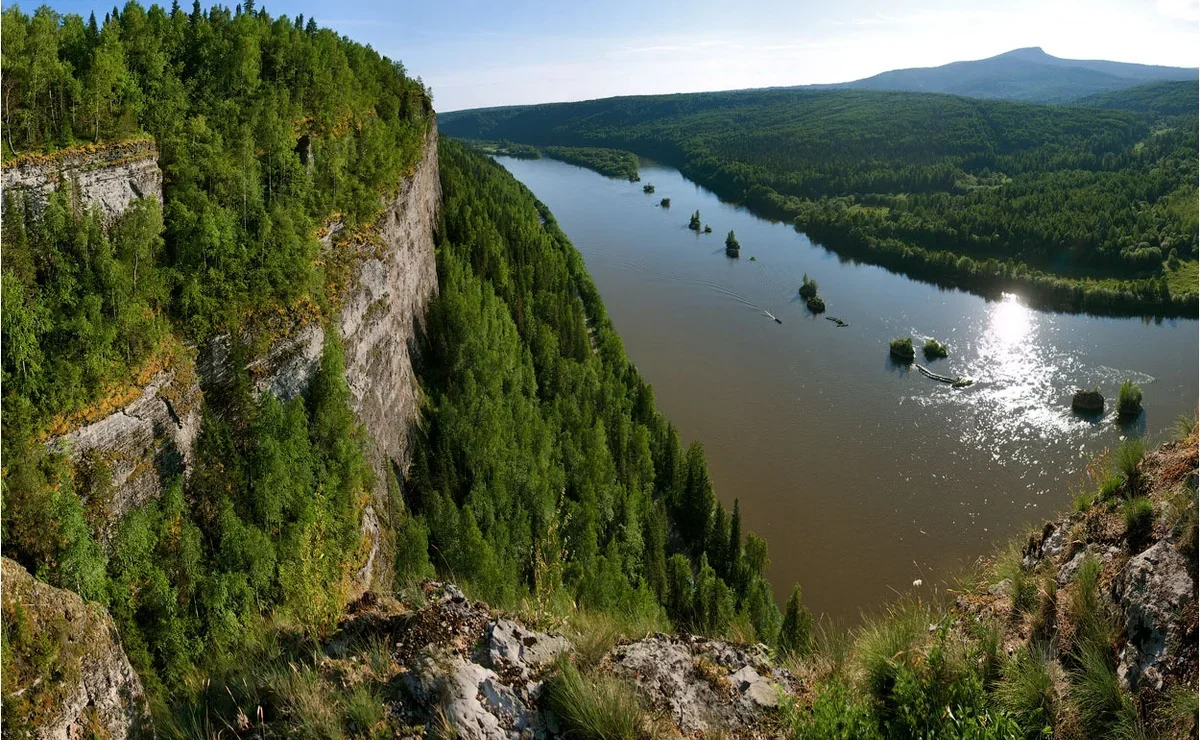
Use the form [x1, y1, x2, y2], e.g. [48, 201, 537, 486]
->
[1057, 544, 1102, 586]
[1, 558, 150, 740]
[988, 578, 1013, 597]
[728, 665, 778, 709]
[50, 364, 202, 542]
[608, 635, 789, 734]
[406, 652, 532, 740]
[488, 619, 571, 679]
[1, 140, 162, 223]
[1113, 540, 1196, 691]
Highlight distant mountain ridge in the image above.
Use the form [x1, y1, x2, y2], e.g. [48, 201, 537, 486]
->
[828, 47, 1197, 103]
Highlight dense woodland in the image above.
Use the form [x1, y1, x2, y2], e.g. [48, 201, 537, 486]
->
[543, 145, 641, 181]
[442, 84, 1200, 316]
[0, 0, 430, 704]
[408, 139, 791, 643]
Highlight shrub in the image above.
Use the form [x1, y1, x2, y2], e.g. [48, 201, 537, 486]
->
[343, 684, 384, 739]
[1117, 380, 1143, 416]
[1123, 497, 1155, 549]
[783, 678, 881, 739]
[1071, 637, 1134, 738]
[855, 598, 930, 710]
[799, 274, 819, 299]
[993, 540, 1037, 614]
[922, 338, 948, 359]
[642, 184, 655, 194]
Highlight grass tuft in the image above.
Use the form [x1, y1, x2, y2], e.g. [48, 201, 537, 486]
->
[996, 643, 1057, 736]
[543, 659, 659, 740]
[1123, 496, 1155, 551]
[1114, 439, 1146, 497]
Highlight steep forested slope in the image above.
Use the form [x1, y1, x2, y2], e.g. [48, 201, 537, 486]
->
[442, 87, 1199, 316]
[405, 139, 789, 639]
[1, 0, 430, 709]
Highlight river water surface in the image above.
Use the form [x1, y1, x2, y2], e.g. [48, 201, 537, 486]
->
[494, 155, 1198, 621]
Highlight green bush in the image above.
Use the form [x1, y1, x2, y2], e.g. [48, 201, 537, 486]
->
[779, 585, 814, 658]
[799, 274, 819, 299]
[1114, 439, 1146, 496]
[783, 679, 881, 739]
[889, 337, 915, 359]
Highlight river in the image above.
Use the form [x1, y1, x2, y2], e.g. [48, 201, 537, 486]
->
[494, 154, 1199, 621]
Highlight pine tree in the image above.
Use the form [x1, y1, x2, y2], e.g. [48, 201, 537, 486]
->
[779, 584, 813, 657]
[681, 442, 714, 557]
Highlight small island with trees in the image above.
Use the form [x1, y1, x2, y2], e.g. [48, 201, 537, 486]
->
[889, 336, 916, 362]
[704, 224, 713, 233]
[660, 197, 671, 208]
[643, 184, 655, 193]
[1118, 379, 1143, 417]
[923, 339, 949, 359]
[799, 274, 825, 312]
[689, 210, 702, 231]
[725, 230, 741, 257]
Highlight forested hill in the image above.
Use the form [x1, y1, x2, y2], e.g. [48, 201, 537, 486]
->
[1075, 80, 1200, 117]
[830, 46, 1197, 103]
[442, 87, 1199, 316]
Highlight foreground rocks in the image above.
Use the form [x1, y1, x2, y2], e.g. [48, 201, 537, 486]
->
[1, 558, 150, 740]
[958, 435, 1198, 720]
[313, 583, 796, 738]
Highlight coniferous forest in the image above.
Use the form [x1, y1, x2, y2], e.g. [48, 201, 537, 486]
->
[0, 1, 786, 715]
[1, 4, 1196, 739]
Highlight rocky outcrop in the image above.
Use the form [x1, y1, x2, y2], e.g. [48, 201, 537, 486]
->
[608, 634, 792, 733]
[1, 139, 162, 222]
[294, 582, 792, 738]
[50, 359, 202, 541]
[1114, 538, 1195, 691]
[959, 434, 1198, 707]
[1, 558, 150, 740]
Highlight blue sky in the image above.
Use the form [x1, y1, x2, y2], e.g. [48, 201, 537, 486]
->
[34, 0, 1200, 111]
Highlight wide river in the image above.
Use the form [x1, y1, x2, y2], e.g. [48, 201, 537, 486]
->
[495, 155, 1198, 621]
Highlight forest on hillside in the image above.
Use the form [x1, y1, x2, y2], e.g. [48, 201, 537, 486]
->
[0, 0, 432, 705]
[407, 138, 795, 645]
[441, 86, 1199, 316]
[0, 3, 805, 717]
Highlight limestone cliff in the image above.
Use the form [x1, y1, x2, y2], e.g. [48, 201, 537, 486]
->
[1, 557, 151, 740]
[198, 123, 442, 589]
[1, 139, 162, 222]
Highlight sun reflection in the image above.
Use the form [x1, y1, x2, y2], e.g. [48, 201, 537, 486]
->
[989, 293, 1034, 349]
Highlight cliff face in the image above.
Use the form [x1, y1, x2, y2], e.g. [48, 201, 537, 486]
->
[199, 124, 441, 589]
[1, 557, 151, 740]
[52, 357, 204, 541]
[1, 139, 162, 221]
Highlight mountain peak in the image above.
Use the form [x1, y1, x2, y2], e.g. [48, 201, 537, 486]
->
[997, 46, 1051, 60]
